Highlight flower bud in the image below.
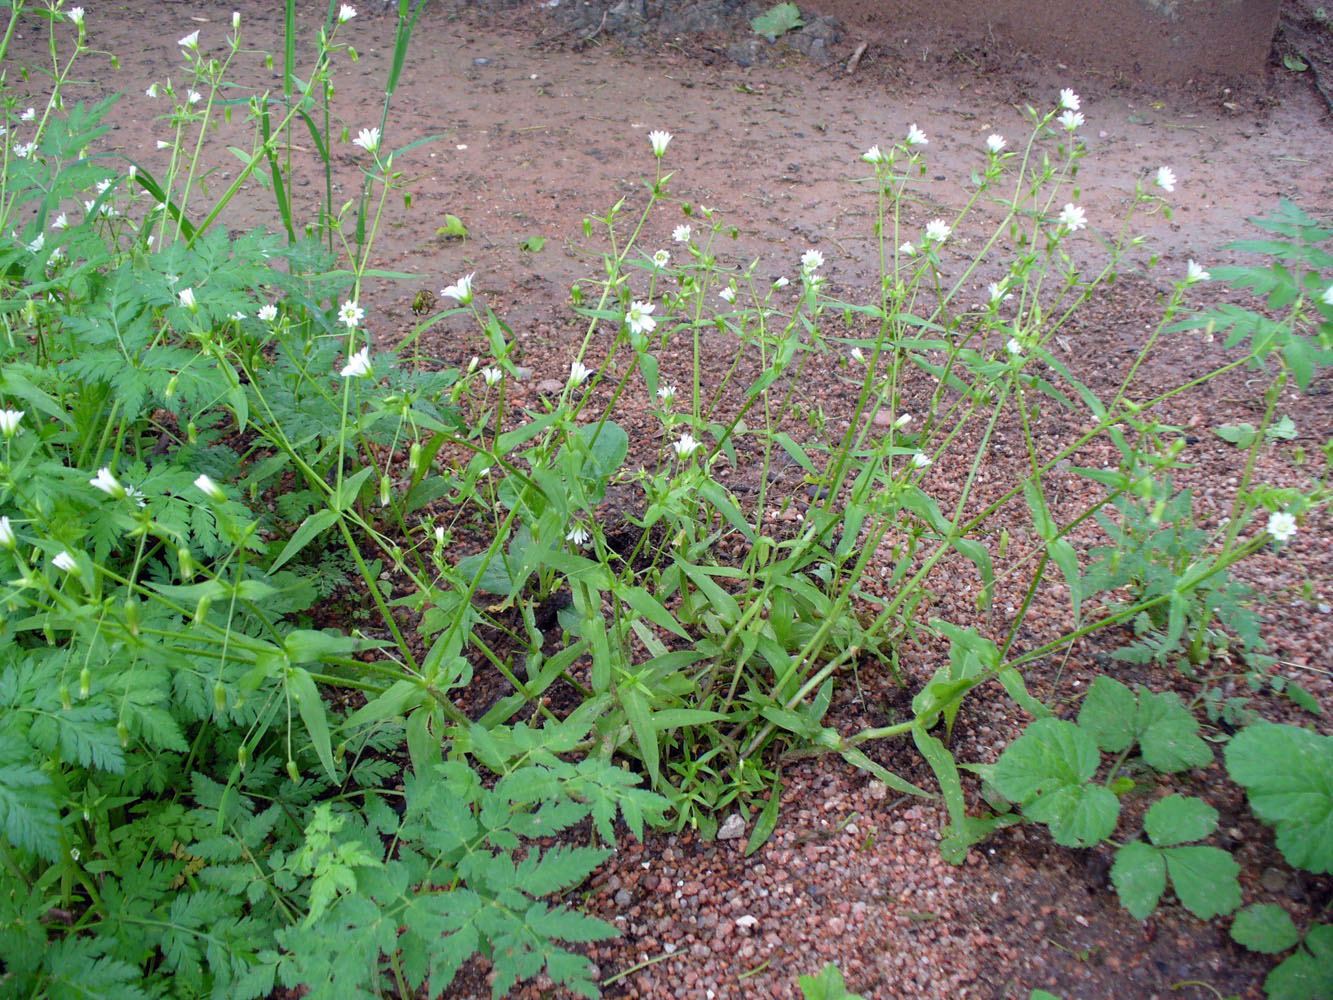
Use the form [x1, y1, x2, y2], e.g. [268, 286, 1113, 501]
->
[124, 597, 139, 636]
[79, 667, 91, 699]
[408, 441, 422, 473]
[286, 759, 300, 783]
[213, 680, 227, 712]
[238, 744, 249, 770]
[59, 683, 72, 711]
[117, 721, 130, 748]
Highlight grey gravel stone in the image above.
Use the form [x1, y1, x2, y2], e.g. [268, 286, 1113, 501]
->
[717, 813, 746, 840]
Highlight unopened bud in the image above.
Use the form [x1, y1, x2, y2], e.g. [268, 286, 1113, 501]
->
[59, 684, 72, 711]
[78, 667, 91, 699]
[237, 744, 248, 770]
[213, 680, 226, 712]
[286, 759, 300, 783]
[117, 721, 130, 748]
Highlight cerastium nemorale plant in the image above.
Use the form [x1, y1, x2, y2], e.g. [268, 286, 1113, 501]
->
[1, 3, 1330, 997]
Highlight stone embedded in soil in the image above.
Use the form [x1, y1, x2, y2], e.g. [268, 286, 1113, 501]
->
[716, 813, 746, 839]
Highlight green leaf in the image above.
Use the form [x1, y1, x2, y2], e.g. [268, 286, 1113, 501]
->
[270, 509, 339, 572]
[1077, 676, 1137, 752]
[1215, 423, 1259, 447]
[1264, 924, 1333, 1000]
[289, 668, 337, 782]
[1230, 903, 1301, 954]
[518, 235, 546, 252]
[798, 962, 865, 1000]
[1163, 845, 1241, 919]
[1226, 723, 1333, 874]
[1143, 794, 1218, 847]
[745, 772, 783, 857]
[437, 213, 467, 238]
[751, 2, 803, 40]
[1111, 841, 1167, 920]
[992, 718, 1120, 847]
[1135, 689, 1212, 773]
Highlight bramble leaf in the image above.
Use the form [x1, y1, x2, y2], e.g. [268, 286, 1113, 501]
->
[1111, 840, 1167, 919]
[992, 718, 1120, 847]
[1162, 845, 1241, 920]
[1143, 794, 1218, 847]
[1225, 723, 1333, 874]
[1230, 903, 1301, 954]
[1264, 923, 1333, 1000]
[1077, 676, 1136, 752]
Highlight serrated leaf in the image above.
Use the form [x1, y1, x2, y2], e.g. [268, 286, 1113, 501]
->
[1225, 723, 1333, 874]
[1143, 794, 1218, 847]
[1264, 924, 1333, 1000]
[1230, 903, 1301, 954]
[1163, 845, 1241, 919]
[1078, 676, 1137, 752]
[993, 718, 1120, 847]
[751, 2, 803, 40]
[1111, 840, 1167, 919]
[1136, 689, 1212, 772]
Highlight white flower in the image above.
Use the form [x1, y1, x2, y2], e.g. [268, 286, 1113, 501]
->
[1006, 337, 1023, 356]
[68, 7, 85, 26]
[25, 232, 44, 255]
[1185, 260, 1210, 284]
[20, 108, 35, 122]
[569, 360, 593, 384]
[258, 303, 278, 322]
[801, 249, 824, 272]
[338, 3, 357, 22]
[1058, 203, 1087, 231]
[719, 287, 736, 303]
[14, 141, 36, 159]
[156, 140, 170, 150]
[673, 432, 701, 458]
[353, 127, 380, 154]
[481, 366, 503, 385]
[338, 300, 364, 328]
[986, 134, 1007, 153]
[433, 524, 446, 544]
[52, 212, 68, 230]
[653, 249, 669, 268]
[53, 551, 78, 574]
[340, 346, 372, 378]
[229, 311, 245, 321]
[1266, 511, 1297, 544]
[673, 224, 692, 243]
[924, 219, 951, 243]
[862, 144, 886, 164]
[95, 179, 112, 195]
[910, 452, 932, 469]
[773, 276, 790, 288]
[146, 83, 159, 99]
[195, 474, 226, 501]
[1057, 110, 1084, 131]
[625, 300, 657, 336]
[187, 90, 203, 106]
[899, 241, 915, 256]
[657, 384, 677, 405]
[648, 129, 672, 157]
[0, 516, 14, 549]
[1059, 88, 1080, 111]
[1321, 284, 1333, 306]
[179, 30, 200, 51]
[988, 281, 1011, 303]
[849, 347, 865, 363]
[440, 272, 474, 304]
[1155, 166, 1177, 193]
[0, 410, 23, 437]
[178, 287, 197, 312]
[566, 525, 590, 547]
[905, 123, 928, 146]
[893, 412, 912, 429]
[90, 467, 126, 498]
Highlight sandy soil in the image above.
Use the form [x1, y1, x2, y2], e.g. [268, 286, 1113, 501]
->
[11, 1, 1332, 998]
